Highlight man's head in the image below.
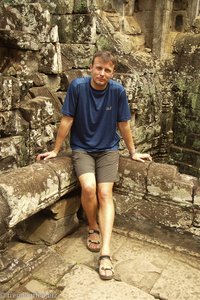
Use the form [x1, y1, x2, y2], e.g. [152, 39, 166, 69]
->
[90, 51, 117, 90]
[91, 51, 117, 69]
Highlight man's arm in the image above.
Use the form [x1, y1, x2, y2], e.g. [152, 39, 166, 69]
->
[37, 115, 74, 161]
[118, 121, 152, 162]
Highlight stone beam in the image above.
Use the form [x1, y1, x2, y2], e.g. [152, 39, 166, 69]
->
[0, 156, 78, 250]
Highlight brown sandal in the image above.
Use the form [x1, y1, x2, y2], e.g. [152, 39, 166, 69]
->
[99, 255, 114, 280]
[86, 229, 101, 252]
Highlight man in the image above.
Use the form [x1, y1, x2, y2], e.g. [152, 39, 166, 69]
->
[37, 51, 152, 280]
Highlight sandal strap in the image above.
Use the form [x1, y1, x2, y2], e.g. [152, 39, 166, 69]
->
[99, 256, 114, 273]
[88, 239, 100, 244]
[99, 255, 111, 261]
[88, 229, 100, 235]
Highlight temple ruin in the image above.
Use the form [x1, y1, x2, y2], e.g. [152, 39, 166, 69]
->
[0, 0, 200, 295]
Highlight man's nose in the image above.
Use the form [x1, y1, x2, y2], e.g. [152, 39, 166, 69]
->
[100, 69, 105, 75]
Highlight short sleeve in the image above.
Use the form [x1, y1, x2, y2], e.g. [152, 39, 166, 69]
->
[117, 89, 131, 122]
[62, 81, 78, 117]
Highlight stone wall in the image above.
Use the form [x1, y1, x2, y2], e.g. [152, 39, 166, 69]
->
[169, 30, 200, 177]
[0, 0, 176, 173]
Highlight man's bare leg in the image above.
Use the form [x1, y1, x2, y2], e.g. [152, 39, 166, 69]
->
[98, 182, 115, 278]
[78, 173, 100, 251]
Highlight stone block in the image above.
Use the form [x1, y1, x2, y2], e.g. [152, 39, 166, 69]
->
[45, 0, 74, 14]
[0, 29, 41, 51]
[147, 162, 197, 205]
[0, 136, 28, 172]
[61, 44, 95, 70]
[55, 14, 96, 44]
[44, 195, 81, 219]
[150, 259, 200, 300]
[19, 95, 61, 129]
[39, 43, 62, 74]
[193, 209, 200, 227]
[115, 158, 150, 201]
[16, 3, 51, 43]
[57, 264, 155, 300]
[123, 16, 142, 35]
[2, 49, 39, 76]
[44, 156, 78, 196]
[73, 0, 92, 13]
[0, 110, 29, 136]
[194, 183, 200, 206]
[0, 163, 60, 227]
[0, 76, 21, 111]
[16, 212, 79, 245]
[28, 124, 59, 162]
[136, 198, 193, 229]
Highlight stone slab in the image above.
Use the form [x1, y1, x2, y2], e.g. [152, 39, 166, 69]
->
[150, 259, 200, 300]
[56, 264, 155, 300]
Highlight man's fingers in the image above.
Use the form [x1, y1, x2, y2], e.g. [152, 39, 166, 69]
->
[132, 153, 152, 162]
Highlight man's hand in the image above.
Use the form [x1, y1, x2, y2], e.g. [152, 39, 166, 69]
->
[36, 150, 58, 161]
[131, 152, 152, 162]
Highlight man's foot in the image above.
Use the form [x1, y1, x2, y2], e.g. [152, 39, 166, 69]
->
[99, 255, 114, 280]
[86, 229, 101, 252]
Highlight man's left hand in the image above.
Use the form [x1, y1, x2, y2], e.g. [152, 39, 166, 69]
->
[131, 152, 152, 162]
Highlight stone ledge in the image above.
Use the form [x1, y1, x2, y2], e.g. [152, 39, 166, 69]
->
[0, 155, 200, 251]
[115, 157, 200, 240]
[0, 155, 78, 249]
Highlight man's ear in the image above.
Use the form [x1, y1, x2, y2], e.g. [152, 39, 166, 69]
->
[89, 64, 93, 72]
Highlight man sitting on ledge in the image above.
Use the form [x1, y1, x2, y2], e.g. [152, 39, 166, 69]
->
[37, 51, 152, 280]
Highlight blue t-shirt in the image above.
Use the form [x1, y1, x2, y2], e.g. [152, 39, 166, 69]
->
[62, 77, 131, 151]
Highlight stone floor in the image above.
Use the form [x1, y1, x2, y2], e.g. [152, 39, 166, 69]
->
[2, 223, 200, 300]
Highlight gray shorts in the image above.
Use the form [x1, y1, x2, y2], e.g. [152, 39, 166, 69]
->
[72, 150, 119, 183]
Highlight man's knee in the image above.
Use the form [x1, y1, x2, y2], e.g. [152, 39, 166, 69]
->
[98, 186, 113, 202]
[82, 182, 96, 197]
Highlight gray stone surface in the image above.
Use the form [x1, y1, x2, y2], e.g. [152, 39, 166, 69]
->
[2, 224, 199, 300]
[151, 259, 200, 300]
[57, 264, 155, 300]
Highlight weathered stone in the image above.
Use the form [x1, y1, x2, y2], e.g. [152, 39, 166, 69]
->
[61, 44, 95, 69]
[0, 5, 23, 31]
[28, 124, 59, 163]
[0, 29, 41, 51]
[16, 212, 79, 245]
[57, 264, 155, 300]
[19, 95, 61, 129]
[55, 14, 96, 44]
[123, 16, 142, 35]
[115, 158, 150, 200]
[2, 49, 39, 76]
[17, 3, 51, 43]
[73, 0, 95, 13]
[0, 156, 77, 227]
[0, 110, 28, 137]
[25, 279, 56, 299]
[0, 195, 11, 250]
[0, 76, 21, 111]
[194, 183, 200, 206]
[44, 195, 80, 219]
[150, 259, 200, 300]
[44, 0, 74, 15]
[0, 136, 28, 172]
[39, 43, 62, 74]
[0, 242, 51, 292]
[147, 162, 197, 205]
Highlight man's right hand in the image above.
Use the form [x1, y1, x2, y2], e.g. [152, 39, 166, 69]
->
[36, 150, 58, 161]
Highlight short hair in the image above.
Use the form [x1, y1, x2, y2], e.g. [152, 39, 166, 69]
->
[91, 51, 117, 68]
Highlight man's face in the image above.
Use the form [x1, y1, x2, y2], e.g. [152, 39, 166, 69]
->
[90, 57, 115, 90]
